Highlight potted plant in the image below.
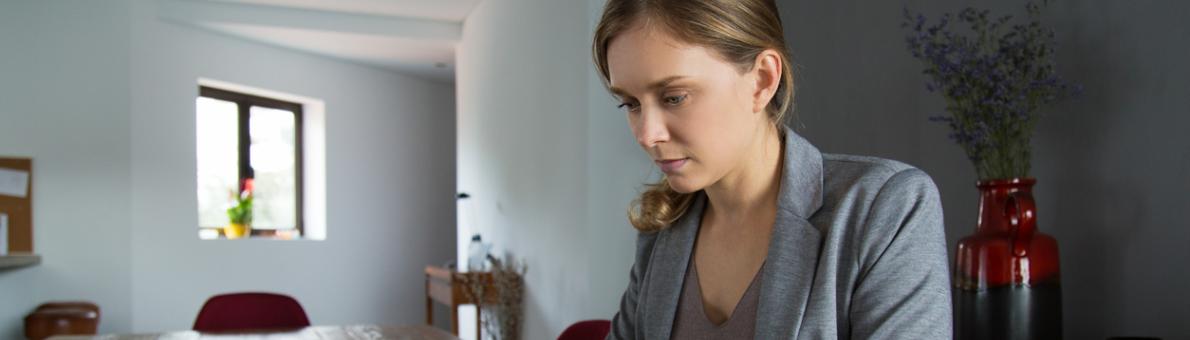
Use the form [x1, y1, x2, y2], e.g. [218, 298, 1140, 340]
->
[903, 2, 1080, 339]
[223, 179, 253, 239]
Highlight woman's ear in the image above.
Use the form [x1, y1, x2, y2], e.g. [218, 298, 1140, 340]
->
[750, 49, 782, 114]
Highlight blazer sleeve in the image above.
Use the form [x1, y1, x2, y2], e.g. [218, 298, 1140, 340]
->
[849, 168, 953, 339]
[606, 231, 659, 340]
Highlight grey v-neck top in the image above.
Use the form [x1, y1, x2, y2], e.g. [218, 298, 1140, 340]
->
[670, 260, 765, 340]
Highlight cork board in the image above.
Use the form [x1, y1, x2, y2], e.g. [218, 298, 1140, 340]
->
[0, 157, 32, 253]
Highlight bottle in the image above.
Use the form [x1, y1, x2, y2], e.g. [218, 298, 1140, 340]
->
[467, 234, 486, 272]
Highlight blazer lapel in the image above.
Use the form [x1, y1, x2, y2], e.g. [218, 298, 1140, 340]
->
[754, 128, 826, 340]
[639, 194, 705, 340]
[638, 128, 825, 340]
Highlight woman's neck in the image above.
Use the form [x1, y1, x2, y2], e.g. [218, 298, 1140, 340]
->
[703, 124, 784, 229]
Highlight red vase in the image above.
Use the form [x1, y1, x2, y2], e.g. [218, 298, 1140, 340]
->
[953, 178, 1063, 340]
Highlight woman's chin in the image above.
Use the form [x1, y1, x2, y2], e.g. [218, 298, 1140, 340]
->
[666, 176, 704, 194]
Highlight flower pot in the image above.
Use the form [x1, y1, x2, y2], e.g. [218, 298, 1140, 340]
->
[223, 223, 249, 239]
[953, 178, 1062, 340]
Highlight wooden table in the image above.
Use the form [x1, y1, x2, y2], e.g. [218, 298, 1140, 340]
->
[47, 324, 457, 339]
[424, 266, 496, 339]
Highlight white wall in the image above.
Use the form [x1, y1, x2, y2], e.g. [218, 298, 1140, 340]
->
[128, 0, 456, 332]
[0, 2, 134, 338]
[0, 0, 457, 336]
[456, 0, 646, 338]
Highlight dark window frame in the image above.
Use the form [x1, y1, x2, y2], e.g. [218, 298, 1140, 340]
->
[198, 86, 305, 236]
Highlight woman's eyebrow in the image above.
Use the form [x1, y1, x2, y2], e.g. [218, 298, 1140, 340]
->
[609, 75, 690, 97]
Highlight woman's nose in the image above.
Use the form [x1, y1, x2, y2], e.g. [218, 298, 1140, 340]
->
[634, 106, 669, 148]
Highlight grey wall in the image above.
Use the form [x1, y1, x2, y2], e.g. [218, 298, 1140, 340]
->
[0, 2, 134, 338]
[0, 0, 457, 335]
[455, 0, 646, 338]
[776, 0, 1190, 339]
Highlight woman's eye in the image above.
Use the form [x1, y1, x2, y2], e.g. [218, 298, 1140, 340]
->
[663, 94, 687, 106]
[617, 102, 640, 112]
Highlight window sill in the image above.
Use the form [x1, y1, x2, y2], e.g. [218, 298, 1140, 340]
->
[198, 228, 303, 240]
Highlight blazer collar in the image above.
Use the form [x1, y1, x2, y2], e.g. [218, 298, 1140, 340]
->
[640, 127, 826, 339]
[752, 128, 826, 339]
[775, 126, 825, 220]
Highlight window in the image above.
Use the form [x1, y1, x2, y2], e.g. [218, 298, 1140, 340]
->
[196, 86, 304, 239]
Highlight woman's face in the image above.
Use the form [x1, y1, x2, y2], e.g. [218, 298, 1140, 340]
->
[606, 21, 770, 193]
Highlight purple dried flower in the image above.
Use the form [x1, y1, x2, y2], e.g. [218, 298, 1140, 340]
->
[902, 1, 1081, 179]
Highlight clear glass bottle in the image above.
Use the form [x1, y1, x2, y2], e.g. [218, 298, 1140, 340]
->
[467, 234, 486, 272]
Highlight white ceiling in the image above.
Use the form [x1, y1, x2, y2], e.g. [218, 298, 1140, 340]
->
[209, 0, 479, 21]
[161, 0, 480, 83]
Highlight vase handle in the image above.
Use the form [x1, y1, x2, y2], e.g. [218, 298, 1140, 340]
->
[1006, 191, 1036, 257]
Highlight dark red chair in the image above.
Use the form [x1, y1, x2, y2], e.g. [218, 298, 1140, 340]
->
[193, 292, 310, 332]
[558, 319, 611, 340]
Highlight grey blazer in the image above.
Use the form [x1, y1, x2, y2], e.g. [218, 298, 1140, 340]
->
[607, 128, 952, 339]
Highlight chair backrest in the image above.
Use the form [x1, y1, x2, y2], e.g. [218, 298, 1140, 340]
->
[193, 292, 310, 332]
[558, 319, 611, 340]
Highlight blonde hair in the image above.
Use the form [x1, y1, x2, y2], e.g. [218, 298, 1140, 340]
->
[592, 0, 797, 232]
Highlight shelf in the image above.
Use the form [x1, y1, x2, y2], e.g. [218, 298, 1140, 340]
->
[0, 253, 41, 269]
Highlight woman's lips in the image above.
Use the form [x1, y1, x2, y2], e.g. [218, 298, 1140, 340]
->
[656, 158, 688, 173]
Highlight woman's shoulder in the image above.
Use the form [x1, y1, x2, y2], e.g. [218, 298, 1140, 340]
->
[817, 153, 941, 214]
[813, 153, 947, 275]
[821, 153, 919, 180]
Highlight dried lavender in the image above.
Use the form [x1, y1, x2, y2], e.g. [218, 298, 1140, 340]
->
[903, 1, 1081, 179]
[460, 253, 527, 340]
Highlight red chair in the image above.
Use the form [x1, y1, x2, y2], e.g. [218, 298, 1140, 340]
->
[193, 292, 310, 332]
[558, 319, 611, 340]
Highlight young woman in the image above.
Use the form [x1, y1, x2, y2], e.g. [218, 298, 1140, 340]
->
[592, 0, 952, 339]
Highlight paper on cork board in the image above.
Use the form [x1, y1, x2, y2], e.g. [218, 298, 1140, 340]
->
[0, 168, 29, 198]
